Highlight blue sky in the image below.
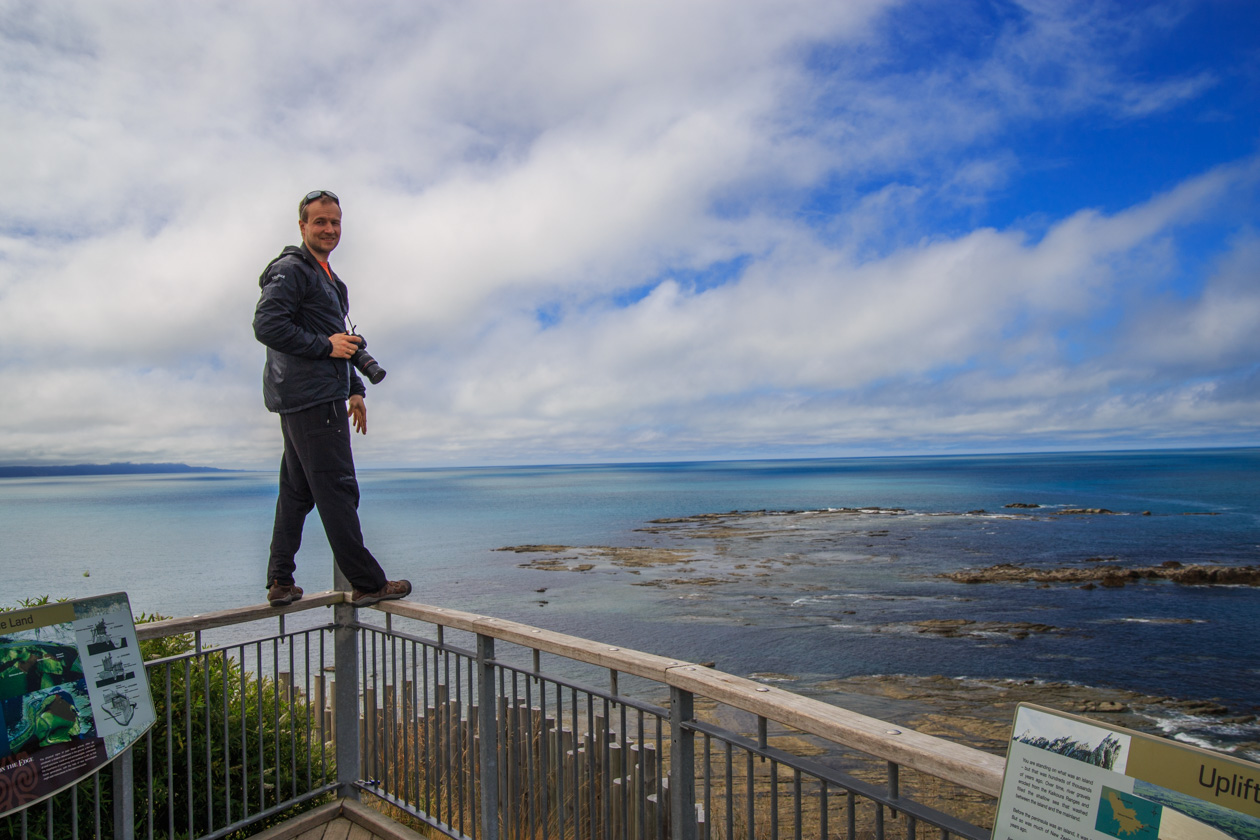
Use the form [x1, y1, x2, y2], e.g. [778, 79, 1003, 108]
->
[1, 0, 1257, 468]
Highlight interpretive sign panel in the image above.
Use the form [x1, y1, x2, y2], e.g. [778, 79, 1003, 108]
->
[0, 593, 154, 817]
[996, 704, 1260, 840]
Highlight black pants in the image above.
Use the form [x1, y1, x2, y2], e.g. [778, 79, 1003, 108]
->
[267, 400, 388, 593]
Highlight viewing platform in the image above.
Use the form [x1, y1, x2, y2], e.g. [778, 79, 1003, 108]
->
[4, 592, 1005, 840]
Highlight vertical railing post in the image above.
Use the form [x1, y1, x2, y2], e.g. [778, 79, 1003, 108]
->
[334, 567, 361, 800]
[670, 686, 697, 840]
[112, 746, 135, 840]
[477, 633, 500, 840]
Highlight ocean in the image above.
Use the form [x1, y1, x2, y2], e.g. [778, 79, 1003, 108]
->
[3, 448, 1258, 756]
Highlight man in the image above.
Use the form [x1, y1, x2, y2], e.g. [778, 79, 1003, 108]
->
[253, 189, 411, 608]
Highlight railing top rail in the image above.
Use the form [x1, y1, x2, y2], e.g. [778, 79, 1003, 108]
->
[670, 662, 1007, 796]
[135, 590, 342, 640]
[376, 599, 689, 682]
[134, 594, 1006, 796]
[374, 598, 1007, 796]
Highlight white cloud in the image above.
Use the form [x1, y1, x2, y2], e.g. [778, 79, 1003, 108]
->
[1, 0, 1255, 467]
[1119, 230, 1260, 369]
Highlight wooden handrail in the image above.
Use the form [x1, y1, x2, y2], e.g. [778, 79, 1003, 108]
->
[135, 590, 342, 639]
[666, 663, 1006, 796]
[377, 600, 1006, 796]
[135, 594, 1007, 796]
[378, 600, 689, 683]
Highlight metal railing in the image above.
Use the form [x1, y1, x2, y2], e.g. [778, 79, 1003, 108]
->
[3, 594, 1005, 840]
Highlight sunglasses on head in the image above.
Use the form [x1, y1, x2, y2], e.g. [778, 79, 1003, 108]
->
[301, 189, 339, 209]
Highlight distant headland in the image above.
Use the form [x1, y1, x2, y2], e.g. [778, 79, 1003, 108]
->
[0, 463, 234, 478]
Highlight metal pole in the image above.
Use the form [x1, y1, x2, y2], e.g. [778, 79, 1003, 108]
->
[670, 686, 697, 840]
[334, 566, 361, 800]
[477, 633, 500, 840]
[112, 746, 135, 840]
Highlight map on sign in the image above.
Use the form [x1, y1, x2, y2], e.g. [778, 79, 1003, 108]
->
[0, 593, 155, 817]
[995, 704, 1260, 840]
[1096, 786, 1162, 840]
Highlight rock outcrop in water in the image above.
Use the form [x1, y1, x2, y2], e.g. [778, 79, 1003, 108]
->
[497, 544, 694, 570]
[909, 619, 1062, 639]
[940, 563, 1260, 586]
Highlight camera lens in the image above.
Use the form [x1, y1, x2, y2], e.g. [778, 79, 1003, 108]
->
[351, 348, 386, 384]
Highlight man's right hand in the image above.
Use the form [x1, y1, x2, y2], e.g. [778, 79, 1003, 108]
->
[328, 333, 363, 359]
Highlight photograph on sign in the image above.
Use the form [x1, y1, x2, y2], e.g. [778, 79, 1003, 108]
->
[1012, 705, 1131, 772]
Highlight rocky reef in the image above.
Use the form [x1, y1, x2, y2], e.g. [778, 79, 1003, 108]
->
[940, 562, 1260, 587]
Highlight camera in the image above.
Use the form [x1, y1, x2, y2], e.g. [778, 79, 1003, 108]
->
[349, 335, 386, 384]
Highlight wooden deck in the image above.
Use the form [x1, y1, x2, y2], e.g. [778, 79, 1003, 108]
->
[248, 799, 431, 840]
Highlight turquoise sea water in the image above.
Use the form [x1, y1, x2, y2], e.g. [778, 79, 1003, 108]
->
[2, 449, 1257, 751]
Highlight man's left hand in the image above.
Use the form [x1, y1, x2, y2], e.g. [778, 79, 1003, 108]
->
[349, 395, 367, 435]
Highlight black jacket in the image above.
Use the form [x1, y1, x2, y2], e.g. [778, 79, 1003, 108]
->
[253, 244, 366, 414]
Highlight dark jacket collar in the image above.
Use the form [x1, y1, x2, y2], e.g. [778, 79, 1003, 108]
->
[294, 243, 334, 275]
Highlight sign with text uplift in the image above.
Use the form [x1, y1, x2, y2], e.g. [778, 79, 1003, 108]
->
[996, 704, 1260, 840]
[0, 593, 155, 817]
